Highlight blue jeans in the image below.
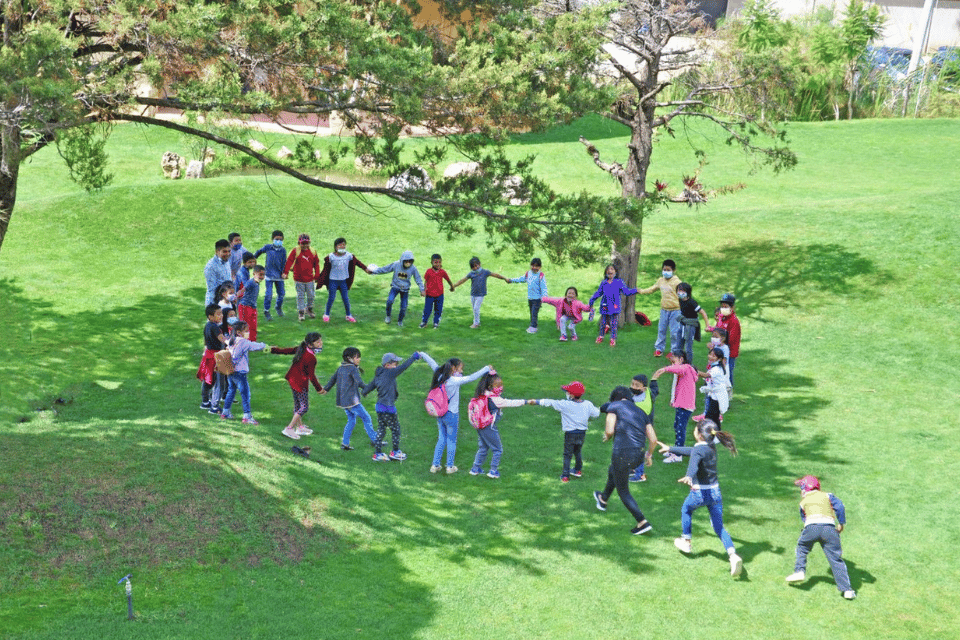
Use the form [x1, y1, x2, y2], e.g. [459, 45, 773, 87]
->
[342, 404, 375, 445]
[386, 287, 409, 322]
[264, 279, 285, 312]
[728, 356, 737, 387]
[325, 279, 351, 316]
[679, 322, 696, 366]
[673, 407, 692, 447]
[528, 299, 542, 328]
[472, 424, 504, 471]
[422, 295, 444, 325]
[794, 523, 852, 592]
[432, 411, 459, 467]
[655, 309, 681, 353]
[223, 372, 251, 415]
[681, 486, 734, 551]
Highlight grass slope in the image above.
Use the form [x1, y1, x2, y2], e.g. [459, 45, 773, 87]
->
[0, 116, 958, 639]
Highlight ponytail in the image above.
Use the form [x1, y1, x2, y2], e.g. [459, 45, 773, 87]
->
[430, 357, 462, 390]
[699, 420, 737, 456]
[292, 332, 322, 366]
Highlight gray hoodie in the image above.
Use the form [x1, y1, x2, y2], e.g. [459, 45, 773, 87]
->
[371, 250, 424, 293]
[361, 352, 420, 408]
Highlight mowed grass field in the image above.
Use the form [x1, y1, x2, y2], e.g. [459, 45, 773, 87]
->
[0, 115, 958, 639]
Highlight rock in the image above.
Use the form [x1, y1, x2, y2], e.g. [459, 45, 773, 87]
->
[185, 160, 205, 179]
[202, 148, 216, 164]
[443, 161, 481, 179]
[249, 139, 267, 152]
[354, 154, 381, 174]
[161, 152, 185, 179]
[500, 175, 529, 205]
[277, 146, 294, 160]
[387, 165, 433, 192]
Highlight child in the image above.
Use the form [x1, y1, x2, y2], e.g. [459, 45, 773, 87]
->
[451, 257, 509, 328]
[234, 252, 256, 293]
[419, 253, 454, 328]
[361, 352, 422, 461]
[660, 419, 743, 577]
[272, 332, 324, 440]
[588, 264, 638, 347]
[507, 258, 548, 333]
[698, 347, 730, 426]
[786, 475, 856, 600]
[467, 371, 529, 479]
[220, 307, 239, 340]
[420, 352, 492, 473]
[370, 250, 424, 327]
[253, 230, 287, 321]
[322, 347, 376, 449]
[220, 321, 272, 424]
[694, 329, 730, 423]
[237, 265, 265, 341]
[652, 350, 698, 463]
[676, 282, 710, 366]
[216, 281, 237, 315]
[629, 374, 660, 482]
[282, 234, 321, 321]
[227, 232, 246, 279]
[542, 287, 593, 342]
[533, 381, 600, 482]
[198, 304, 227, 415]
[709, 293, 741, 387]
[318, 237, 369, 323]
[638, 259, 681, 357]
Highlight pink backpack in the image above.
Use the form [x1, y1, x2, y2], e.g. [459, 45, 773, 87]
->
[424, 385, 449, 417]
[467, 395, 496, 429]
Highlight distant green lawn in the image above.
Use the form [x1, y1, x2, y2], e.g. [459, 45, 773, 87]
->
[0, 116, 958, 639]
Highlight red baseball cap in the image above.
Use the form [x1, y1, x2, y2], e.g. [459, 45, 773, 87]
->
[794, 475, 820, 491]
[561, 381, 585, 398]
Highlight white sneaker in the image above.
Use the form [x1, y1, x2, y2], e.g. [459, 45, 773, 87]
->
[446, 465, 458, 474]
[526, 326, 537, 333]
[281, 427, 300, 440]
[663, 453, 682, 464]
[674, 538, 692, 554]
[843, 590, 857, 600]
[295, 426, 313, 436]
[384, 315, 391, 324]
[429, 465, 442, 474]
[730, 553, 743, 577]
[785, 571, 805, 583]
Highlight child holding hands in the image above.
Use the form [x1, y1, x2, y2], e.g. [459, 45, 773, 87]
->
[323, 347, 377, 449]
[467, 370, 530, 479]
[542, 287, 593, 342]
[533, 381, 600, 481]
[451, 257, 509, 328]
[588, 265, 638, 347]
[362, 352, 423, 460]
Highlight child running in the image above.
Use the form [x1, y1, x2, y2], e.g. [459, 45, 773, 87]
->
[220, 321, 272, 424]
[507, 257, 548, 333]
[322, 347, 376, 449]
[652, 350, 698, 463]
[588, 264, 638, 347]
[419, 253, 454, 329]
[451, 257, 509, 328]
[542, 287, 593, 342]
[273, 332, 324, 440]
[420, 352, 492, 474]
[361, 352, 422, 461]
[629, 374, 660, 482]
[660, 419, 743, 577]
[467, 370, 529, 479]
[533, 381, 600, 482]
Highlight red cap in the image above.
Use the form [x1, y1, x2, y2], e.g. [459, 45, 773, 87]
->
[794, 475, 820, 491]
[561, 381, 585, 398]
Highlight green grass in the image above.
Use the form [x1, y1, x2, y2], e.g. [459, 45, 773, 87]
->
[1, 116, 958, 639]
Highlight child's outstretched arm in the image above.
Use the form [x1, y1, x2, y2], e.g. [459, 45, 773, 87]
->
[451, 276, 468, 290]
[443, 273, 455, 291]
[418, 351, 439, 371]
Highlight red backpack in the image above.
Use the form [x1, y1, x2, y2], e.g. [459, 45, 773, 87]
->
[424, 385, 449, 417]
[467, 395, 496, 429]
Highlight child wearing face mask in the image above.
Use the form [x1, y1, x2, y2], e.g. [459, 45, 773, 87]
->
[708, 293, 741, 387]
[533, 381, 600, 482]
[467, 371, 530, 479]
[368, 250, 425, 327]
[253, 230, 287, 321]
[639, 259, 682, 357]
[318, 237, 369, 323]
[542, 287, 594, 342]
[451, 257, 509, 328]
[676, 282, 710, 366]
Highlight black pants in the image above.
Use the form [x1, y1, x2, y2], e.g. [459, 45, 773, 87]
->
[528, 299, 542, 328]
[562, 430, 586, 476]
[375, 411, 402, 453]
[601, 447, 647, 522]
[705, 397, 721, 424]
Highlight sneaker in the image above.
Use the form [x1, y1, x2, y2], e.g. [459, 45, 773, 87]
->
[372, 452, 389, 462]
[593, 491, 607, 511]
[692, 414, 705, 422]
[429, 465, 442, 474]
[384, 315, 391, 324]
[220, 412, 234, 420]
[397, 320, 404, 327]
[433, 324, 439, 329]
[610, 339, 616, 346]
[208, 405, 222, 415]
[241, 417, 260, 425]
[340, 444, 354, 451]
[264, 311, 273, 321]
[446, 465, 458, 474]
[306, 309, 316, 319]
[663, 453, 682, 464]
[561, 476, 570, 483]
[785, 571, 806, 583]
[486, 469, 500, 479]
[730, 553, 743, 577]
[322, 314, 330, 322]
[388, 450, 407, 461]
[419, 321, 427, 328]
[276, 308, 285, 318]
[469, 466, 484, 476]
[571, 335, 578, 341]
[595, 336, 603, 344]
[843, 590, 857, 600]
[570, 470, 582, 478]
[674, 538, 692, 554]
[631, 521, 653, 535]
[295, 426, 313, 435]
[559, 335, 567, 342]
[200, 402, 212, 410]
[298, 311, 305, 322]
[469, 323, 479, 329]
[526, 326, 537, 334]
[281, 427, 301, 440]
[629, 474, 646, 483]
[346, 316, 357, 323]
[654, 349, 663, 357]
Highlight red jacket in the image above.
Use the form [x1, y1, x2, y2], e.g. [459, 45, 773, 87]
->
[714, 311, 741, 358]
[317, 254, 368, 289]
[283, 248, 321, 283]
[274, 347, 322, 392]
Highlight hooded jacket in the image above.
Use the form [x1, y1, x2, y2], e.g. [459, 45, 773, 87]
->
[370, 250, 425, 293]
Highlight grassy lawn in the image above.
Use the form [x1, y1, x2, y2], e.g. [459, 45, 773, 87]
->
[0, 115, 958, 639]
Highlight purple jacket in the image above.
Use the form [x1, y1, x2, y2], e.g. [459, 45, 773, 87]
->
[588, 278, 637, 314]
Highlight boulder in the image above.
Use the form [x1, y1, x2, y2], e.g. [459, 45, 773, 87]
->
[185, 160, 205, 179]
[248, 139, 267, 152]
[202, 148, 216, 165]
[354, 154, 381, 174]
[387, 165, 433, 192]
[500, 175, 529, 205]
[161, 152, 185, 179]
[277, 146, 294, 160]
[443, 161, 481, 179]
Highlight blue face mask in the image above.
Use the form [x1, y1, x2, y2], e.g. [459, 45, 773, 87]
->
[274, 240, 283, 247]
[227, 316, 239, 325]
[662, 270, 673, 278]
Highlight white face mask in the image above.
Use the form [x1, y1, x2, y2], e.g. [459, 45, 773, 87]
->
[711, 337, 721, 345]
[336, 248, 346, 255]
[662, 270, 673, 278]
[720, 307, 732, 316]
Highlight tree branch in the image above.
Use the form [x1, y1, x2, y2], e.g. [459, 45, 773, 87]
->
[579, 135, 625, 183]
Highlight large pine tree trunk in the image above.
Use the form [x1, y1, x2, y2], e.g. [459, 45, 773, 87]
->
[0, 125, 21, 254]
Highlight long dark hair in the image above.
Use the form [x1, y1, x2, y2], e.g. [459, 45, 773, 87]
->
[292, 332, 322, 366]
[430, 357, 462, 390]
[474, 372, 500, 399]
[698, 419, 737, 456]
[709, 347, 727, 375]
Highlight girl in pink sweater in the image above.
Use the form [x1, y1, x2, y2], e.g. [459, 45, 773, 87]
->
[652, 350, 698, 463]
[541, 287, 594, 342]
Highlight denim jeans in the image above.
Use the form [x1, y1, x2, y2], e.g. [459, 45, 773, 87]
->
[223, 371, 251, 415]
[673, 407, 693, 447]
[264, 279, 285, 311]
[432, 411, 459, 466]
[528, 299, 542, 328]
[679, 322, 696, 366]
[562, 430, 586, 476]
[386, 287, 409, 322]
[342, 404, 375, 445]
[422, 295, 444, 325]
[472, 424, 504, 471]
[325, 279, 351, 316]
[655, 309, 681, 353]
[728, 356, 737, 387]
[680, 486, 734, 551]
[470, 296, 484, 325]
[794, 523, 852, 592]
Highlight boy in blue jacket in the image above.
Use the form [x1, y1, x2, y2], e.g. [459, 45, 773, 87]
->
[254, 230, 287, 321]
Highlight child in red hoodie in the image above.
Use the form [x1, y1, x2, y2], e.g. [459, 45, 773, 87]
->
[709, 293, 741, 387]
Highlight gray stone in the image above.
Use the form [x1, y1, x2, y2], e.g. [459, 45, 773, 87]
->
[185, 160, 205, 179]
[161, 152, 185, 179]
[387, 165, 433, 192]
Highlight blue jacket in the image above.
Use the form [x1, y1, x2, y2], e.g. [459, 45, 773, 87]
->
[589, 278, 638, 314]
[254, 243, 288, 280]
[509, 270, 547, 299]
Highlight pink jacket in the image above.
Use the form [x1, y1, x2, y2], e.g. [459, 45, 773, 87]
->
[542, 296, 592, 328]
[662, 363, 697, 411]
